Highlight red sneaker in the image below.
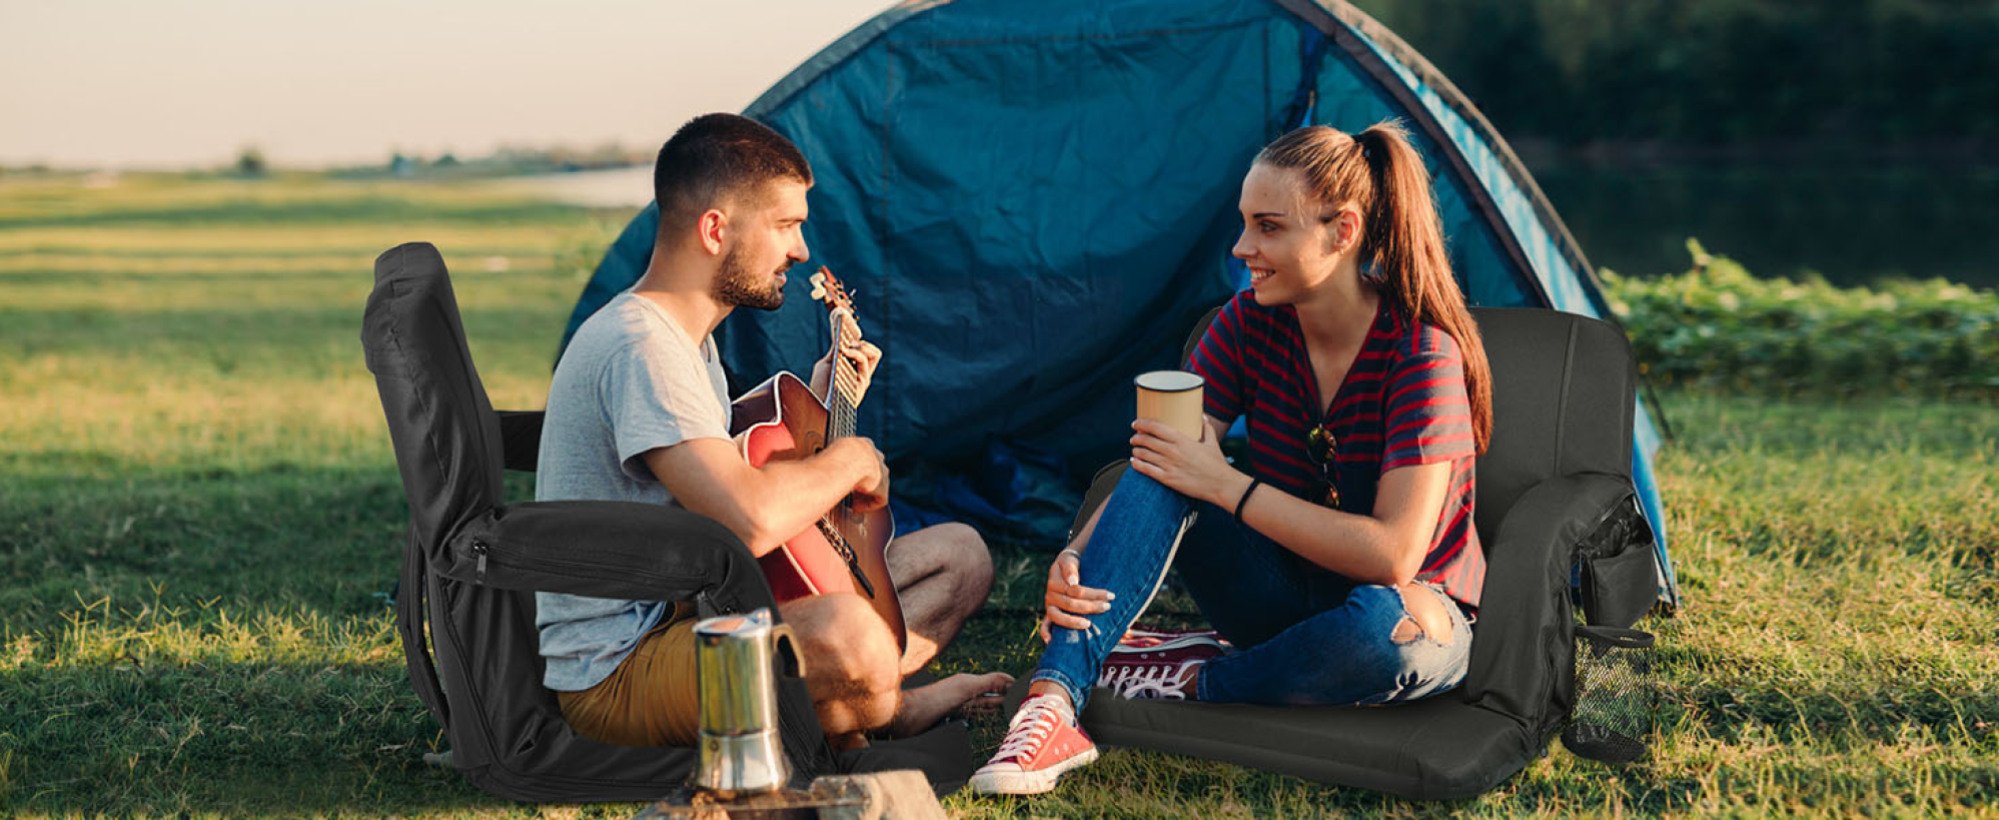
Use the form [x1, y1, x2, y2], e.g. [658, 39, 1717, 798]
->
[969, 692, 1098, 795]
[1097, 638, 1222, 700]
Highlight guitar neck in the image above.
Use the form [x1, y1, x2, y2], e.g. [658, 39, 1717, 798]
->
[828, 354, 860, 442]
[825, 305, 864, 443]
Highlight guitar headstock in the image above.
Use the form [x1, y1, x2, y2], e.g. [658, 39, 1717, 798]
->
[808, 267, 854, 316]
[810, 266, 863, 349]
[809, 267, 867, 409]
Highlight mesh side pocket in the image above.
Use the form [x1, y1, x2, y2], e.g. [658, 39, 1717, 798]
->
[1562, 625, 1654, 765]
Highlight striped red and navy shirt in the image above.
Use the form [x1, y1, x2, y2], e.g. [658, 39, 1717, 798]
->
[1188, 290, 1485, 610]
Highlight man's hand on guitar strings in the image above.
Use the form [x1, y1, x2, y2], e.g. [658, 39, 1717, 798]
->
[810, 314, 882, 403]
[845, 437, 891, 513]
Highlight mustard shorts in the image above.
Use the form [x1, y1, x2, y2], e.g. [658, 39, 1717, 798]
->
[556, 608, 701, 747]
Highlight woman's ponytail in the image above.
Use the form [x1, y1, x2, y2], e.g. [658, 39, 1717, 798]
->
[1262, 121, 1492, 454]
[1353, 122, 1491, 454]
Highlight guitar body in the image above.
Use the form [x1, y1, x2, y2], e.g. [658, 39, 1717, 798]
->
[730, 371, 906, 650]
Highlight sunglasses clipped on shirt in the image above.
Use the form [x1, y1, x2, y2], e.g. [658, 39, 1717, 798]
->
[1306, 424, 1342, 510]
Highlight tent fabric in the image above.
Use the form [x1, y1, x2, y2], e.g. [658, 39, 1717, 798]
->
[560, 0, 1677, 609]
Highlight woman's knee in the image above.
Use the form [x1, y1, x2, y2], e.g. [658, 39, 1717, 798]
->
[1390, 583, 1458, 647]
[1342, 584, 1417, 642]
[1341, 584, 1467, 653]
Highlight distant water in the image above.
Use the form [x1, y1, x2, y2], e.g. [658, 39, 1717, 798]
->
[1535, 164, 1999, 289]
[513, 163, 1999, 290]
[508, 165, 654, 209]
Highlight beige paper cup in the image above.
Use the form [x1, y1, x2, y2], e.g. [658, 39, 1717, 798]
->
[1135, 370, 1206, 440]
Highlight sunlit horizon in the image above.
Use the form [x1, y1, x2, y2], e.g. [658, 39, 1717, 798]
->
[0, 0, 892, 170]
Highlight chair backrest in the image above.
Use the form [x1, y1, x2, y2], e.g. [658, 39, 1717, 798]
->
[362, 243, 703, 800]
[1468, 308, 1636, 546]
[362, 242, 508, 550]
[363, 242, 508, 740]
[1456, 308, 1641, 728]
[1183, 305, 1224, 366]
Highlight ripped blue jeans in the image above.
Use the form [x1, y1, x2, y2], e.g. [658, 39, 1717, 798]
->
[1031, 469, 1474, 712]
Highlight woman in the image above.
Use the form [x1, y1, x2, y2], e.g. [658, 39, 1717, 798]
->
[969, 121, 1495, 796]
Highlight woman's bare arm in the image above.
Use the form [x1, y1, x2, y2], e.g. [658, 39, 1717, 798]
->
[1127, 417, 1451, 587]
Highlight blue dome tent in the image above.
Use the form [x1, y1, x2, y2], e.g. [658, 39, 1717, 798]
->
[563, 0, 1679, 610]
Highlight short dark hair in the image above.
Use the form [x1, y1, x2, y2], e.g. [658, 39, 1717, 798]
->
[653, 113, 812, 246]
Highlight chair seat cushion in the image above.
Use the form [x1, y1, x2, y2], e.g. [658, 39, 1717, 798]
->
[1009, 682, 1537, 800]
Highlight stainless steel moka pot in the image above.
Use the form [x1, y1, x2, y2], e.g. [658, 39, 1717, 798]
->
[690, 607, 801, 797]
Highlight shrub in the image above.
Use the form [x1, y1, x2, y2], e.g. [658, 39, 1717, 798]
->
[1601, 240, 1999, 397]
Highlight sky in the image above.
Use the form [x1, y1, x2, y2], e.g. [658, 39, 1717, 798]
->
[0, 0, 891, 169]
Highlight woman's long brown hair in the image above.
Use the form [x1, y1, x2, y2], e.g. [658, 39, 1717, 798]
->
[1256, 121, 1493, 455]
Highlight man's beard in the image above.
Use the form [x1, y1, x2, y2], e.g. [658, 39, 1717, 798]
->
[714, 247, 787, 311]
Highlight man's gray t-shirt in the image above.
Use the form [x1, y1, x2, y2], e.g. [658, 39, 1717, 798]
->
[534, 291, 732, 692]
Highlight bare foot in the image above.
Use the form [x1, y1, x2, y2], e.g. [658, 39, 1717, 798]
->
[884, 672, 1015, 738]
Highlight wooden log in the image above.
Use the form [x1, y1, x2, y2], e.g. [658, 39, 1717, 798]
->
[638, 770, 940, 819]
[810, 770, 945, 820]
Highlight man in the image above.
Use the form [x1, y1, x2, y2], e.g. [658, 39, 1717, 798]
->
[535, 113, 1010, 749]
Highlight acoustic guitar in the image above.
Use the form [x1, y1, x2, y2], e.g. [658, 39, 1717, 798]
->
[728, 268, 906, 650]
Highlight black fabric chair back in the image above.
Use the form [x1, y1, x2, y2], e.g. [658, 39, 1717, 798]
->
[1458, 307, 1641, 736]
[364, 243, 692, 798]
[362, 244, 759, 800]
[1468, 307, 1636, 545]
[364, 243, 508, 563]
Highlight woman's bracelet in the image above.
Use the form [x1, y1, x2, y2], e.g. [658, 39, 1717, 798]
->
[1059, 548, 1082, 562]
[1233, 477, 1263, 524]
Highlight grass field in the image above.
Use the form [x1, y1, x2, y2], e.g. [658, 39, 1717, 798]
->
[2, 173, 1995, 816]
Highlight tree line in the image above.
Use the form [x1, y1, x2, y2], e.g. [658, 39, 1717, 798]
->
[1350, 0, 1999, 159]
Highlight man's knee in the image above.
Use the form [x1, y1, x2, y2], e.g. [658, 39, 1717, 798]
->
[787, 594, 900, 725]
[928, 522, 993, 598]
[790, 594, 899, 673]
